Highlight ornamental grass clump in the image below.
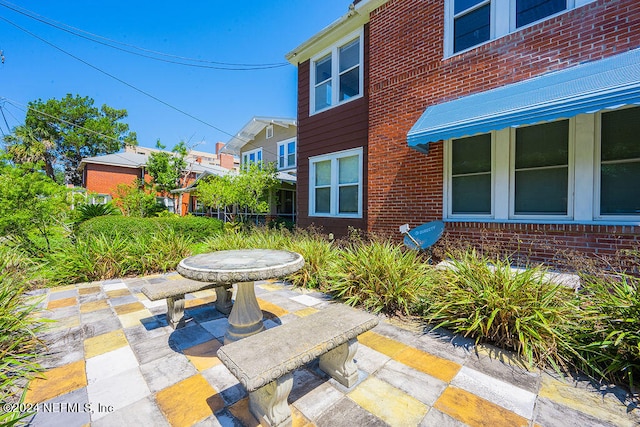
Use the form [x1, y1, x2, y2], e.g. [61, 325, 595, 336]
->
[421, 250, 580, 370]
[327, 237, 434, 315]
[0, 245, 46, 426]
[573, 273, 640, 395]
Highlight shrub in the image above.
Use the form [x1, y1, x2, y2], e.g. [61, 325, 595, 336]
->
[420, 250, 581, 370]
[0, 246, 45, 425]
[573, 273, 640, 394]
[327, 237, 434, 315]
[77, 215, 223, 243]
[74, 202, 119, 223]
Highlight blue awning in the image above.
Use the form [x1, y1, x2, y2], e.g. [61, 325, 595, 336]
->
[407, 48, 640, 153]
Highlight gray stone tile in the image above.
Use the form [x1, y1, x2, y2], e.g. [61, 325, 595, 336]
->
[78, 292, 107, 304]
[109, 295, 137, 306]
[419, 408, 467, 427]
[130, 334, 175, 365]
[43, 305, 80, 320]
[414, 329, 473, 365]
[202, 364, 247, 405]
[258, 293, 308, 312]
[289, 367, 326, 403]
[82, 316, 122, 339]
[124, 321, 172, 344]
[354, 343, 391, 375]
[86, 367, 151, 421]
[168, 323, 214, 352]
[80, 308, 113, 325]
[200, 317, 230, 339]
[463, 345, 541, 394]
[186, 303, 224, 323]
[315, 396, 389, 427]
[48, 289, 78, 300]
[91, 396, 170, 427]
[25, 387, 91, 427]
[533, 397, 620, 427]
[292, 381, 344, 421]
[140, 352, 197, 393]
[375, 359, 447, 406]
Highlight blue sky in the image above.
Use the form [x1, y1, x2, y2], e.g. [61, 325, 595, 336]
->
[0, 1, 350, 152]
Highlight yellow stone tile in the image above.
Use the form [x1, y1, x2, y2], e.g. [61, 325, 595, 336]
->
[357, 331, 408, 358]
[166, 274, 181, 280]
[228, 397, 260, 427]
[394, 347, 461, 383]
[106, 289, 131, 298]
[257, 298, 289, 318]
[292, 406, 313, 427]
[191, 289, 216, 299]
[50, 284, 76, 292]
[348, 376, 428, 426]
[135, 292, 149, 301]
[84, 329, 128, 359]
[79, 299, 109, 313]
[25, 360, 87, 404]
[155, 374, 224, 427]
[118, 309, 154, 329]
[258, 283, 284, 291]
[78, 286, 101, 296]
[294, 307, 319, 317]
[44, 316, 79, 332]
[185, 298, 206, 309]
[47, 297, 77, 310]
[184, 340, 222, 372]
[434, 386, 529, 427]
[538, 374, 638, 427]
[113, 301, 145, 315]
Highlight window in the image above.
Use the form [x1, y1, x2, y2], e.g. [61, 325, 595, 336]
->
[450, 134, 492, 215]
[512, 120, 569, 216]
[310, 29, 363, 114]
[444, 0, 591, 56]
[453, 0, 491, 54]
[242, 148, 262, 168]
[599, 108, 640, 216]
[516, 0, 566, 28]
[266, 125, 274, 139]
[309, 148, 362, 217]
[277, 139, 296, 170]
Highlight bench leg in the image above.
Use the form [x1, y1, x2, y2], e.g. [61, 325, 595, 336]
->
[214, 286, 233, 315]
[319, 338, 359, 388]
[166, 294, 185, 329]
[249, 373, 293, 427]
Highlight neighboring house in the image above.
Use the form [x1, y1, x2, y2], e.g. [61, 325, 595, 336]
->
[79, 146, 231, 215]
[286, 0, 640, 264]
[221, 116, 298, 224]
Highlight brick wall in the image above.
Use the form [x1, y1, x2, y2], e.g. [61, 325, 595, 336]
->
[83, 164, 144, 196]
[366, 0, 640, 264]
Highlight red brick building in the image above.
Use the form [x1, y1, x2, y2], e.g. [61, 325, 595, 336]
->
[287, 0, 640, 265]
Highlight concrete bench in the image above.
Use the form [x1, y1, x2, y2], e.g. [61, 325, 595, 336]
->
[141, 278, 233, 329]
[217, 304, 379, 427]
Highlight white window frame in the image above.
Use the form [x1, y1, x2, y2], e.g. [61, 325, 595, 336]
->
[443, 132, 496, 219]
[443, 0, 597, 57]
[277, 138, 296, 170]
[242, 148, 263, 168]
[508, 120, 575, 220]
[266, 125, 274, 139]
[309, 147, 363, 218]
[309, 28, 364, 116]
[594, 107, 640, 222]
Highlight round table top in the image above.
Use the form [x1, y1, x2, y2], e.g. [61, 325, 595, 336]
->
[177, 249, 305, 284]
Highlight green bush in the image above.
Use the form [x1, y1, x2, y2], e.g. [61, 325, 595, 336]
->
[420, 250, 581, 370]
[573, 273, 640, 393]
[0, 246, 45, 426]
[327, 238, 434, 315]
[77, 215, 223, 242]
[74, 202, 119, 223]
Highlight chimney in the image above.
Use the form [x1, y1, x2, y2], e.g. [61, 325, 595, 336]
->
[215, 142, 225, 155]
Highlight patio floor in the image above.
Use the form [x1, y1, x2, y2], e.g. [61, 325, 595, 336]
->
[23, 272, 639, 426]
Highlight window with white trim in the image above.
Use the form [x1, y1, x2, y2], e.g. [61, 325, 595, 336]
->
[444, 0, 595, 56]
[598, 108, 640, 217]
[309, 148, 362, 217]
[277, 139, 296, 170]
[242, 148, 262, 169]
[511, 120, 570, 216]
[266, 125, 274, 139]
[444, 107, 640, 223]
[310, 29, 363, 115]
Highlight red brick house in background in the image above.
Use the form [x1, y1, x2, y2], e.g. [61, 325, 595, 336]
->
[287, 0, 640, 265]
[79, 142, 236, 215]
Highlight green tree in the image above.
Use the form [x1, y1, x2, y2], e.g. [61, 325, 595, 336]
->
[195, 162, 279, 219]
[3, 94, 137, 185]
[0, 157, 70, 253]
[146, 140, 188, 196]
[112, 180, 161, 217]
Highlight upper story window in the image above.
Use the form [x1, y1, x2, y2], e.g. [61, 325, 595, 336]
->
[278, 139, 296, 170]
[310, 29, 363, 115]
[266, 125, 274, 139]
[242, 148, 262, 169]
[445, 0, 593, 56]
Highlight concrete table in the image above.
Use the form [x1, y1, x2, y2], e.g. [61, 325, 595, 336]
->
[177, 249, 304, 344]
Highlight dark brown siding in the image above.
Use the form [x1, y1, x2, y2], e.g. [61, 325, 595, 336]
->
[296, 25, 370, 237]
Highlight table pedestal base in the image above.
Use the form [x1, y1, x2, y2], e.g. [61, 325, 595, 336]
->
[224, 281, 265, 344]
